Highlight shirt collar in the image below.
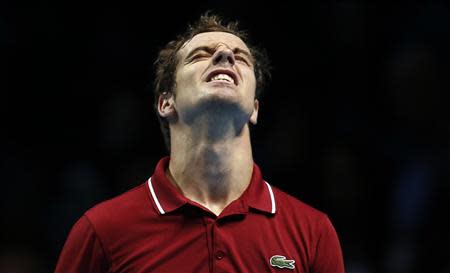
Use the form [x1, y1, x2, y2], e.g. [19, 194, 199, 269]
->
[147, 157, 276, 216]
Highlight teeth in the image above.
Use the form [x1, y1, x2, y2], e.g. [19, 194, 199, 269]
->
[210, 73, 234, 84]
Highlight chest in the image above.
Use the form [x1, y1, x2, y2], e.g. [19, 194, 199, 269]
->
[109, 214, 314, 273]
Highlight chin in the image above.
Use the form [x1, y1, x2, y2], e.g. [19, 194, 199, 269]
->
[200, 92, 241, 107]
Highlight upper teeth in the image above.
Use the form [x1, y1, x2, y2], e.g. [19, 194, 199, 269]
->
[210, 73, 234, 84]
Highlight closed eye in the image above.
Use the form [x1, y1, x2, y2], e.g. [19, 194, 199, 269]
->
[193, 53, 211, 59]
[235, 55, 251, 66]
[234, 55, 253, 66]
[186, 52, 211, 64]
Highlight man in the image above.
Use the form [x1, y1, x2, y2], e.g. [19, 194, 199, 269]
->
[55, 13, 345, 273]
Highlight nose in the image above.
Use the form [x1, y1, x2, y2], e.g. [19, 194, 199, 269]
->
[212, 48, 235, 66]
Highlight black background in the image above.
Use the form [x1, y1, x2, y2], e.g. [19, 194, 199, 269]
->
[2, 1, 450, 273]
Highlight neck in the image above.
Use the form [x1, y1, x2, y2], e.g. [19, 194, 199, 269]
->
[168, 124, 254, 216]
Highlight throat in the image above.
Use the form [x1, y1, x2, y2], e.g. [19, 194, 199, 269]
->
[168, 141, 253, 216]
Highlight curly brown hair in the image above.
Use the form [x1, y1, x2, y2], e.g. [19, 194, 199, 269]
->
[153, 12, 271, 152]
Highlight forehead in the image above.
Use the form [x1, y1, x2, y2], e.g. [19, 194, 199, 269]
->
[179, 31, 250, 56]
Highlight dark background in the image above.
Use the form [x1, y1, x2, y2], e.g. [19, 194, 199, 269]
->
[2, 1, 450, 273]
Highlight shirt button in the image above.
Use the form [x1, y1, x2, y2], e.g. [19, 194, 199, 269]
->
[215, 250, 225, 260]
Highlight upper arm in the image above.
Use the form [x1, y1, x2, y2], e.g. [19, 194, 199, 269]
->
[55, 215, 110, 273]
[311, 216, 345, 273]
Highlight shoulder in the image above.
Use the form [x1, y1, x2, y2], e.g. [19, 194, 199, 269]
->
[268, 184, 341, 251]
[269, 184, 330, 225]
[268, 185, 345, 272]
[83, 182, 156, 232]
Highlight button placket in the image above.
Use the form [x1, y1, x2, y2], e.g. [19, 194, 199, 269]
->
[212, 220, 229, 273]
[215, 250, 225, 260]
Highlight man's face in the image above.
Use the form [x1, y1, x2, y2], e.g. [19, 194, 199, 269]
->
[171, 31, 258, 124]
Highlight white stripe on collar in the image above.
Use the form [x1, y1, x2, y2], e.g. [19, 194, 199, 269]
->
[148, 178, 165, 214]
[264, 181, 276, 214]
[149, 177, 275, 215]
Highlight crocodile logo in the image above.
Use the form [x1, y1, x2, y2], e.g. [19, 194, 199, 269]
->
[270, 255, 296, 269]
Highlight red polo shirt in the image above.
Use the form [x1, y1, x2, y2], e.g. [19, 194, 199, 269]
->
[55, 157, 345, 273]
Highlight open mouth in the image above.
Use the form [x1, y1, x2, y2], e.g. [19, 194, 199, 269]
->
[206, 69, 238, 85]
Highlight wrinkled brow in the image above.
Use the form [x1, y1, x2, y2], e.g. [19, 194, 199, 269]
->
[184, 45, 254, 63]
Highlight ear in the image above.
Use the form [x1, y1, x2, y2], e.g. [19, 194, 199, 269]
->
[157, 92, 176, 119]
[249, 99, 259, 125]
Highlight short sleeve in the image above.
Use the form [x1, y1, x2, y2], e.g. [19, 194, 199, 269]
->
[55, 215, 110, 273]
[311, 216, 345, 273]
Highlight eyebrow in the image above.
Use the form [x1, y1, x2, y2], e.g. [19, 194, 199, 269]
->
[185, 45, 254, 63]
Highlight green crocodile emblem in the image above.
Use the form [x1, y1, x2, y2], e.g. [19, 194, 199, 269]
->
[270, 255, 296, 269]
